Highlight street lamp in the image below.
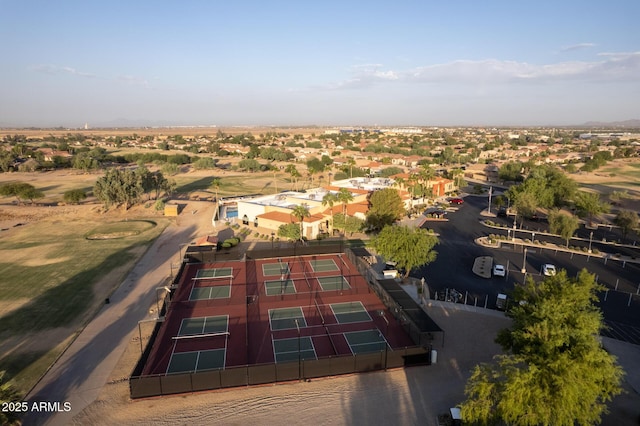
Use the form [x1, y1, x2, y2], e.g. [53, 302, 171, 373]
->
[271, 232, 275, 249]
[378, 310, 389, 370]
[521, 247, 528, 274]
[588, 231, 593, 253]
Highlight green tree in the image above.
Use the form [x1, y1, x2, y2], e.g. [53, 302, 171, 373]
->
[498, 161, 524, 182]
[366, 187, 405, 229]
[322, 192, 338, 233]
[291, 204, 310, 240]
[336, 187, 354, 216]
[237, 158, 261, 172]
[371, 225, 438, 278]
[574, 191, 610, 226]
[0, 371, 21, 425]
[461, 269, 624, 426]
[193, 157, 217, 170]
[285, 164, 301, 191]
[161, 162, 180, 176]
[63, 189, 87, 204]
[615, 210, 638, 242]
[277, 223, 300, 241]
[0, 182, 44, 204]
[209, 177, 221, 201]
[343, 215, 364, 236]
[548, 209, 579, 247]
[94, 168, 143, 211]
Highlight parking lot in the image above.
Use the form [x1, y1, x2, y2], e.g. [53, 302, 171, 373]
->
[416, 191, 640, 345]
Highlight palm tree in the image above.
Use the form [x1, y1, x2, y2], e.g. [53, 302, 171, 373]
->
[209, 177, 221, 201]
[322, 192, 338, 234]
[336, 187, 354, 216]
[285, 164, 301, 191]
[291, 203, 311, 240]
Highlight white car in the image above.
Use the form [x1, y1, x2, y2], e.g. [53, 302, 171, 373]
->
[492, 264, 506, 277]
[542, 264, 557, 276]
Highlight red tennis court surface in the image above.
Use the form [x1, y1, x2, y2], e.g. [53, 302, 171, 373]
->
[133, 249, 429, 397]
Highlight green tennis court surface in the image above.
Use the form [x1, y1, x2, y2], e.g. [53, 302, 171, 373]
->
[273, 337, 316, 362]
[262, 262, 290, 276]
[309, 258, 339, 272]
[345, 330, 387, 354]
[167, 348, 226, 374]
[330, 301, 371, 323]
[195, 267, 233, 279]
[269, 307, 307, 330]
[265, 279, 297, 295]
[317, 275, 350, 291]
[190, 285, 231, 300]
[178, 315, 228, 336]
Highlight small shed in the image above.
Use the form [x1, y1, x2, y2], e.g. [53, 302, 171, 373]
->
[164, 204, 179, 217]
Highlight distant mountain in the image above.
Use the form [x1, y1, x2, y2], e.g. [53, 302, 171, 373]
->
[580, 119, 640, 128]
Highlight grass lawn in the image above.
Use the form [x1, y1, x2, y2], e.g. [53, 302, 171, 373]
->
[0, 216, 169, 395]
[173, 172, 291, 197]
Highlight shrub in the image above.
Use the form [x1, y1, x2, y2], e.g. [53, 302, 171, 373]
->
[221, 242, 232, 249]
[254, 232, 260, 237]
[592, 248, 600, 254]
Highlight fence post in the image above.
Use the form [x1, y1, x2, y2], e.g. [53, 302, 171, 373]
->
[484, 294, 488, 308]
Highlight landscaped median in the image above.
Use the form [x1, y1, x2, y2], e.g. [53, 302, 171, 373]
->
[475, 233, 640, 267]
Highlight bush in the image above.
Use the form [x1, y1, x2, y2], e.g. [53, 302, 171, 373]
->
[592, 248, 600, 254]
[221, 242, 232, 249]
[254, 232, 260, 237]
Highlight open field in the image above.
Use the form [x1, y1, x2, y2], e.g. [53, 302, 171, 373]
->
[0, 204, 169, 395]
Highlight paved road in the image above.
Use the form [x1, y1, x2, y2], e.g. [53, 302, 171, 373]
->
[23, 202, 215, 426]
[413, 191, 640, 344]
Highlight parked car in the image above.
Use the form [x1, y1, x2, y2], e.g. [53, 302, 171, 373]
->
[492, 264, 506, 277]
[542, 264, 556, 276]
[449, 198, 464, 205]
[497, 207, 508, 217]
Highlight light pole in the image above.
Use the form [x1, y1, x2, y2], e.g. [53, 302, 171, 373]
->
[521, 247, 528, 274]
[378, 310, 389, 370]
[513, 214, 517, 239]
[271, 232, 275, 249]
[588, 231, 593, 253]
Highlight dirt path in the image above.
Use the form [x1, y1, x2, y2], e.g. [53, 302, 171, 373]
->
[23, 201, 217, 426]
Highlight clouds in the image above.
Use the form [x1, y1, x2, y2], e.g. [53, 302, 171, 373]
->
[28, 64, 149, 87]
[28, 64, 98, 78]
[560, 43, 596, 52]
[321, 52, 640, 90]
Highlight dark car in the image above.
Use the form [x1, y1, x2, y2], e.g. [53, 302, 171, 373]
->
[449, 198, 464, 205]
[497, 207, 507, 217]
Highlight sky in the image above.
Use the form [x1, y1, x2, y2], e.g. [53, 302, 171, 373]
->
[1, 0, 639, 128]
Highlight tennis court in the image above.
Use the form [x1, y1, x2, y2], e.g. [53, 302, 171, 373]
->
[189, 285, 231, 300]
[309, 258, 339, 272]
[195, 267, 233, 278]
[273, 337, 316, 363]
[269, 307, 307, 330]
[317, 275, 350, 291]
[344, 330, 387, 354]
[178, 315, 229, 336]
[262, 261, 290, 276]
[264, 279, 297, 296]
[330, 301, 371, 323]
[167, 348, 226, 374]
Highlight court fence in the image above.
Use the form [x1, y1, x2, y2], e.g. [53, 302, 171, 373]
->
[130, 346, 429, 399]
